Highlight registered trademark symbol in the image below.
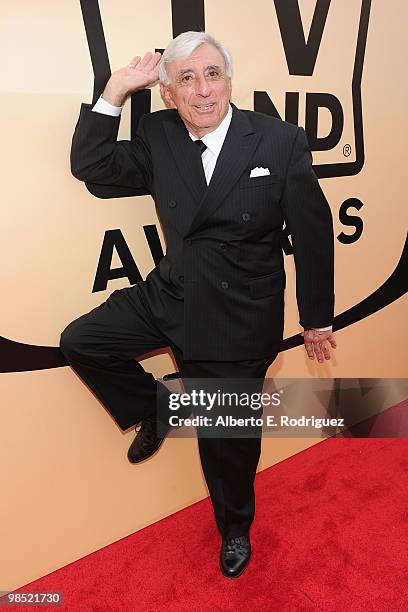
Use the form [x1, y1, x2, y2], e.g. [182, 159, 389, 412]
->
[343, 143, 352, 157]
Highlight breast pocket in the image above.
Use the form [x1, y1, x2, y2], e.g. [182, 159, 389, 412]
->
[239, 173, 280, 189]
[248, 269, 286, 299]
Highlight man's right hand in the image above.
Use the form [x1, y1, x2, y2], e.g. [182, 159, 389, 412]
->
[102, 51, 162, 107]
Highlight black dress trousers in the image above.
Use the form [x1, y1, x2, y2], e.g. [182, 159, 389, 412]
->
[60, 282, 277, 538]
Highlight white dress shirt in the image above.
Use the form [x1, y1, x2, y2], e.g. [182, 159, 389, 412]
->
[187, 104, 232, 184]
[91, 96, 332, 332]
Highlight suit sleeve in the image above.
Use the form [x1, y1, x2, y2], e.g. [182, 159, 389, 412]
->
[279, 126, 334, 329]
[70, 103, 152, 192]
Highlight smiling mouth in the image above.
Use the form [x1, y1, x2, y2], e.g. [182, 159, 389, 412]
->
[194, 103, 216, 111]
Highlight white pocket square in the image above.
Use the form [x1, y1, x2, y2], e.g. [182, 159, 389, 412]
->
[250, 166, 270, 178]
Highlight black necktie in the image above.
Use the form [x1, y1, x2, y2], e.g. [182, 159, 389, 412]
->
[194, 139, 207, 155]
[192, 139, 208, 194]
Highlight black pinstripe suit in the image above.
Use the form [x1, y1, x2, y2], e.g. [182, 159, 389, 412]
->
[60, 101, 334, 538]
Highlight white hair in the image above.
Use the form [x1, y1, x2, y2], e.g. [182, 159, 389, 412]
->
[158, 31, 233, 85]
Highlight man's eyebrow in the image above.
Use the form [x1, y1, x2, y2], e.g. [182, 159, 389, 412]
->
[176, 64, 223, 78]
[176, 68, 194, 77]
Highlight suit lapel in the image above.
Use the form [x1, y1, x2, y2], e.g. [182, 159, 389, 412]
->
[163, 113, 207, 204]
[186, 105, 261, 235]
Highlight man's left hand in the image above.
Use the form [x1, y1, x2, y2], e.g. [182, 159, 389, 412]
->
[301, 329, 337, 363]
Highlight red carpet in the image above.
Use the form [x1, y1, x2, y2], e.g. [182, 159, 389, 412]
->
[4, 435, 408, 610]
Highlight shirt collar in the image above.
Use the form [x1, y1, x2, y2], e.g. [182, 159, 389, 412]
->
[188, 104, 233, 156]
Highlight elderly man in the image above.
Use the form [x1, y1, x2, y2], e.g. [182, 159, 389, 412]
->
[61, 31, 336, 578]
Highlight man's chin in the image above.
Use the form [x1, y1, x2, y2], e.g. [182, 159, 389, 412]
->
[191, 115, 220, 131]
[181, 110, 223, 135]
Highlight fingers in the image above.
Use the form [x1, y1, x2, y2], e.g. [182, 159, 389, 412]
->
[146, 51, 162, 78]
[303, 330, 336, 364]
[327, 334, 337, 349]
[137, 51, 162, 71]
[137, 51, 153, 69]
[128, 55, 141, 69]
[320, 340, 331, 361]
[152, 51, 162, 64]
[312, 339, 324, 363]
[304, 333, 315, 360]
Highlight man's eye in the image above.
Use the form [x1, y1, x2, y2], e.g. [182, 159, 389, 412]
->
[182, 75, 193, 82]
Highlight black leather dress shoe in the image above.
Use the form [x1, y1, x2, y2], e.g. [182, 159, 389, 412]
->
[127, 413, 170, 464]
[220, 534, 251, 578]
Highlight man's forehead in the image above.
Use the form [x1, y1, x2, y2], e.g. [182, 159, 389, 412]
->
[169, 44, 225, 73]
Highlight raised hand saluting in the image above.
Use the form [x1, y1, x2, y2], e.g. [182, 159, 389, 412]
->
[102, 51, 162, 107]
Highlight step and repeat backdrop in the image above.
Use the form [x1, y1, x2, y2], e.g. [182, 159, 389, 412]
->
[1, 0, 406, 590]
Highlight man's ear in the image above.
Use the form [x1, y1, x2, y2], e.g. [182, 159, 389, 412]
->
[160, 83, 175, 109]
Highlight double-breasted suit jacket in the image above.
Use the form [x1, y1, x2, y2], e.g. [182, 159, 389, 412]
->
[70, 101, 334, 361]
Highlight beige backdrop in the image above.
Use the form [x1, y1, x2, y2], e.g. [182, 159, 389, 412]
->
[1, 0, 407, 590]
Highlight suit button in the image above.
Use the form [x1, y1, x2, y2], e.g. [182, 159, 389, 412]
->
[169, 200, 177, 208]
[220, 243, 227, 249]
[179, 275, 184, 282]
[242, 212, 251, 221]
[221, 281, 229, 289]
[186, 239, 192, 245]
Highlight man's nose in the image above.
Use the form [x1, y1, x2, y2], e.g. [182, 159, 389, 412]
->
[195, 75, 212, 97]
